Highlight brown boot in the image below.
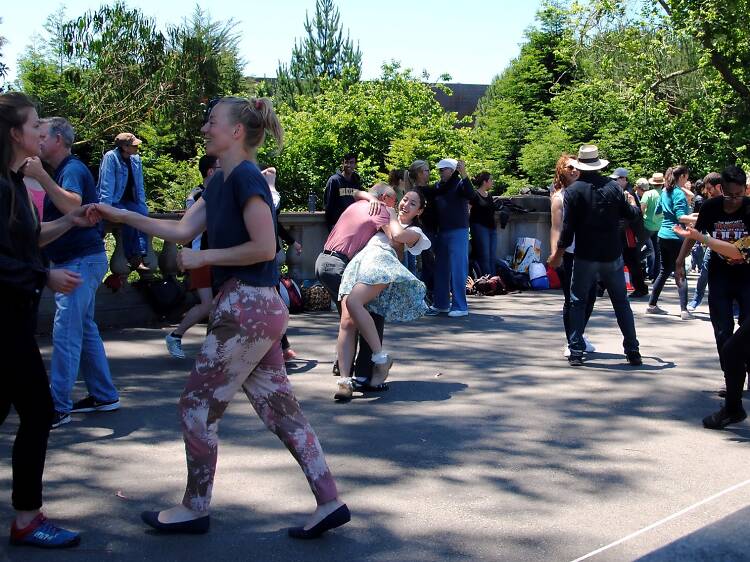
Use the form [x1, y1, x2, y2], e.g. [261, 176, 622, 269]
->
[334, 379, 354, 401]
[370, 355, 393, 387]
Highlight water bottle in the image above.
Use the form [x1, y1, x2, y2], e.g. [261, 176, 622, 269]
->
[308, 192, 317, 213]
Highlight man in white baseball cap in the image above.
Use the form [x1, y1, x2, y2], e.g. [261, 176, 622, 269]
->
[426, 157, 474, 317]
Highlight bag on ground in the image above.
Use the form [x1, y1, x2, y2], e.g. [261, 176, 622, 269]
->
[529, 262, 550, 290]
[301, 283, 332, 312]
[512, 237, 541, 272]
[280, 276, 303, 314]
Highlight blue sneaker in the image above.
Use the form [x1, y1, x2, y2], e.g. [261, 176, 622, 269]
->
[9, 514, 80, 548]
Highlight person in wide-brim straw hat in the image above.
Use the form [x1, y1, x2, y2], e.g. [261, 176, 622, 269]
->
[648, 172, 665, 186]
[548, 143, 643, 368]
[572, 144, 610, 171]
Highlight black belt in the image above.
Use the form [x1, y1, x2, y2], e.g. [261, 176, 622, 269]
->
[323, 249, 349, 263]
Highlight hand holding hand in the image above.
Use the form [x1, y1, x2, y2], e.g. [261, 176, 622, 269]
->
[177, 248, 205, 271]
[69, 204, 99, 227]
[91, 203, 128, 224]
[21, 157, 50, 183]
[47, 268, 82, 294]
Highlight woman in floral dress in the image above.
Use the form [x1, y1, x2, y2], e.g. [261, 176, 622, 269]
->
[334, 188, 431, 399]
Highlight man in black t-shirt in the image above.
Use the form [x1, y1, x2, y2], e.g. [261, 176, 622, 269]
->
[676, 165, 750, 400]
[323, 153, 363, 230]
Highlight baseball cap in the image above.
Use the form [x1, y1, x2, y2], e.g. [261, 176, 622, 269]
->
[115, 132, 142, 147]
[609, 167, 628, 179]
[436, 158, 458, 171]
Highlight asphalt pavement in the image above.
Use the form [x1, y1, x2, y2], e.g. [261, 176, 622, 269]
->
[2, 283, 749, 561]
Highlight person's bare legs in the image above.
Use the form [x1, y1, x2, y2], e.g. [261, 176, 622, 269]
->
[336, 301, 359, 379]
[345, 283, 387, 354]
[173, 288, 213, 337]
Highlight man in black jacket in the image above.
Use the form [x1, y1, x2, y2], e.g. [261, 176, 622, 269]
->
[323, 153, 363, 230]
[549, 145, 643, 367]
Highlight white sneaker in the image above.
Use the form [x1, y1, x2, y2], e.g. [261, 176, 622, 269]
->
[645, 305, 668, 315]
[165, 333, 186, 358]
[447, 309, 469, 317]
[583, 336, 596, 353]
[686, 303, 697, 312]
[680, 310, 694, 320]
[563, 344, 571, 358]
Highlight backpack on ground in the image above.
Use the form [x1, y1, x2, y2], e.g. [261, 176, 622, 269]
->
[280, 276, 303, 314]
[139, 276, 185, 316]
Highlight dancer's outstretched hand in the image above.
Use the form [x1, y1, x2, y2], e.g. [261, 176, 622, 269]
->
[672, 224, 700, 240]
[90, 203, 129, 223]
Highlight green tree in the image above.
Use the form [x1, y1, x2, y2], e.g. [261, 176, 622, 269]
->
[471, 1, 579, 192]
[263, 64, 468, 209]
[275, 0, 362, 107]
[0, 18, 9, 84]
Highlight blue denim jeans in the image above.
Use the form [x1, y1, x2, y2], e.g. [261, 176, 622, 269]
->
[114, 200, 149, 259]
[50, 252, 118, 413]
[434, 228, 469, 312]
[471, 223, 497, 277]
[569, 256, 639, 355]
[691, 248, 711, 307]
[646, 230, 661, 280]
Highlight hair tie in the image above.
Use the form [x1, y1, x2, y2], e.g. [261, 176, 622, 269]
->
[255, 99, 262, 110]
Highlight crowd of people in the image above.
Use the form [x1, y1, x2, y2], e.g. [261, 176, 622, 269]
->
[547, 144, 750, 431]
[2, 88, 750, 549]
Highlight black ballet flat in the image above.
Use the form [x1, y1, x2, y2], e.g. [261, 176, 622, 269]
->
[287, 504, 351, 539]
[141, 511, 210, 534]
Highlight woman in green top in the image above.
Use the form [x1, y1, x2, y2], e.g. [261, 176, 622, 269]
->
[647, 166, 691, 318]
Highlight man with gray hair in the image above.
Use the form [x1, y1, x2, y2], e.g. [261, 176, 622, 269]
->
[37, 117, 119, 429]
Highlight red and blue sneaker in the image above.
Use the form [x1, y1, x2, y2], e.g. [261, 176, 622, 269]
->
[9, 513, 80, 548]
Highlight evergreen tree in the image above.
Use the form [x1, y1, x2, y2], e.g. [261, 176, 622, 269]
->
[275, 0, 362, 107]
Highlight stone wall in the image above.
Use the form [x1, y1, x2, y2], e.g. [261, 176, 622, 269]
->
[37, 201, 553, 332]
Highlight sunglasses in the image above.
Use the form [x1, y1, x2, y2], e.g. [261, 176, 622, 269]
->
[564, 165, 576, 171]
[723, 193, 745, 200]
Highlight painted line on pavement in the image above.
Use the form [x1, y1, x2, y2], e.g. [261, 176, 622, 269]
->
[569, 477, 750, 562]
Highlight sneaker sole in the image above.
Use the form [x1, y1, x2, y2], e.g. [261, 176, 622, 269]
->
[50, 417, 72, 429]
[9, 535, 81, 548]
[704, 414, 747, 429]
[71, 403, 120, 414]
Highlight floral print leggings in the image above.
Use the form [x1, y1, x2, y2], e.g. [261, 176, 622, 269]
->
[179, 280, 338, 513]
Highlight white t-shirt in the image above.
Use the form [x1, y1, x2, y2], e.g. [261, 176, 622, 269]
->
[554, 190, 575, 254]
[370, 224, 431, 256]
